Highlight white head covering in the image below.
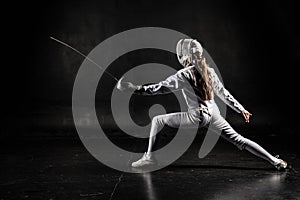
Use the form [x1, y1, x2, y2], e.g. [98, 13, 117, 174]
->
[176, 39, 203, 67]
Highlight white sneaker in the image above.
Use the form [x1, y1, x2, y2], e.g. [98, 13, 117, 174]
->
[274, 155, 287, 170]
[131, 153, 156, 168]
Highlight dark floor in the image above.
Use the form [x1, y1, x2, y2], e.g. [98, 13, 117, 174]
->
[1, 133, 299, 200]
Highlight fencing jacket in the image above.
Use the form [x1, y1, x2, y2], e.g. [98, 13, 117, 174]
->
[134, 65, 245, 113]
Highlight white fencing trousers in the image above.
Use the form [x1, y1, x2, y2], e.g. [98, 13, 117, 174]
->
[146, 107, 280, 165]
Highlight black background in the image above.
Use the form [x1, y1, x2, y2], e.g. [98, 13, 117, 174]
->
[2, 0, 300, 138]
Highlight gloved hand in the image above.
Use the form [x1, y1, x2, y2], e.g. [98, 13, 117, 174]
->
[117, 77, 142, 92]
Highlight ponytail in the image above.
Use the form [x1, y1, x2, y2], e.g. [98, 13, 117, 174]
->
[191, 53, 213, 100]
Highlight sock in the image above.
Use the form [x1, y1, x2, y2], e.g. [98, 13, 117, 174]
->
[244, 139, 280, 165]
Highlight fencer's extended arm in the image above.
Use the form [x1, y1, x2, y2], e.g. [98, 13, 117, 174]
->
[134, 70, 189, 96]
[210, 68, 245, 113]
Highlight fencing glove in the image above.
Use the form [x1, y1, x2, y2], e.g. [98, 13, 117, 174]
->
[117, 76, 142, 92]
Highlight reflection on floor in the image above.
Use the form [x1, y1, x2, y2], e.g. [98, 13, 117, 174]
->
[0, 136, 299, 200]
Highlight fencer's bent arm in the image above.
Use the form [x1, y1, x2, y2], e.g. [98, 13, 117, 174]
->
[133, 66, 245, 113]
[210, 68, 245, 113]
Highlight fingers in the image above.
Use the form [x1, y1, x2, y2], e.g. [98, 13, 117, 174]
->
[246, 113, 251, 123]
[242, 112, 249, 123]
[246, 111, 252, 123]
[242, 110, 252, 123]
[245, 115, 250, 123]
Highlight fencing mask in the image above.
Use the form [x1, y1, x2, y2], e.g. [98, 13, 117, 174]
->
[176, 39, 203, 67]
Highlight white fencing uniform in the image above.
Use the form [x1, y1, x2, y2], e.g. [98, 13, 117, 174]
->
[134, 65, 280, 165]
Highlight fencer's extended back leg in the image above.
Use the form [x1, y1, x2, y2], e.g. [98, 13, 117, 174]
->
[209, 112, 280, 165]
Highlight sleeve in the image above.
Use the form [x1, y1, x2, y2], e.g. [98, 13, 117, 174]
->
[210, 68, 245, 113]
[134, 70, 190, 96]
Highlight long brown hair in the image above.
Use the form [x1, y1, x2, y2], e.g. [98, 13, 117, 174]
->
[191, 52, 213, 100]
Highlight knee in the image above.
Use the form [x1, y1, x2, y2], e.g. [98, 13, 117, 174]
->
[228, 133, 249, 151]
[152, 115, 164, 126]
[238, 137, 250, 151]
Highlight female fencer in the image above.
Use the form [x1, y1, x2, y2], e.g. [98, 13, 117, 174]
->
[116, 39, 287, 170]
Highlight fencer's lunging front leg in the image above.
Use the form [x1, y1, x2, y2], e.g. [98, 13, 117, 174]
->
[146, 116, 160, 155]
[146, 114, 181, 155]
[146, 111, 200, 156]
